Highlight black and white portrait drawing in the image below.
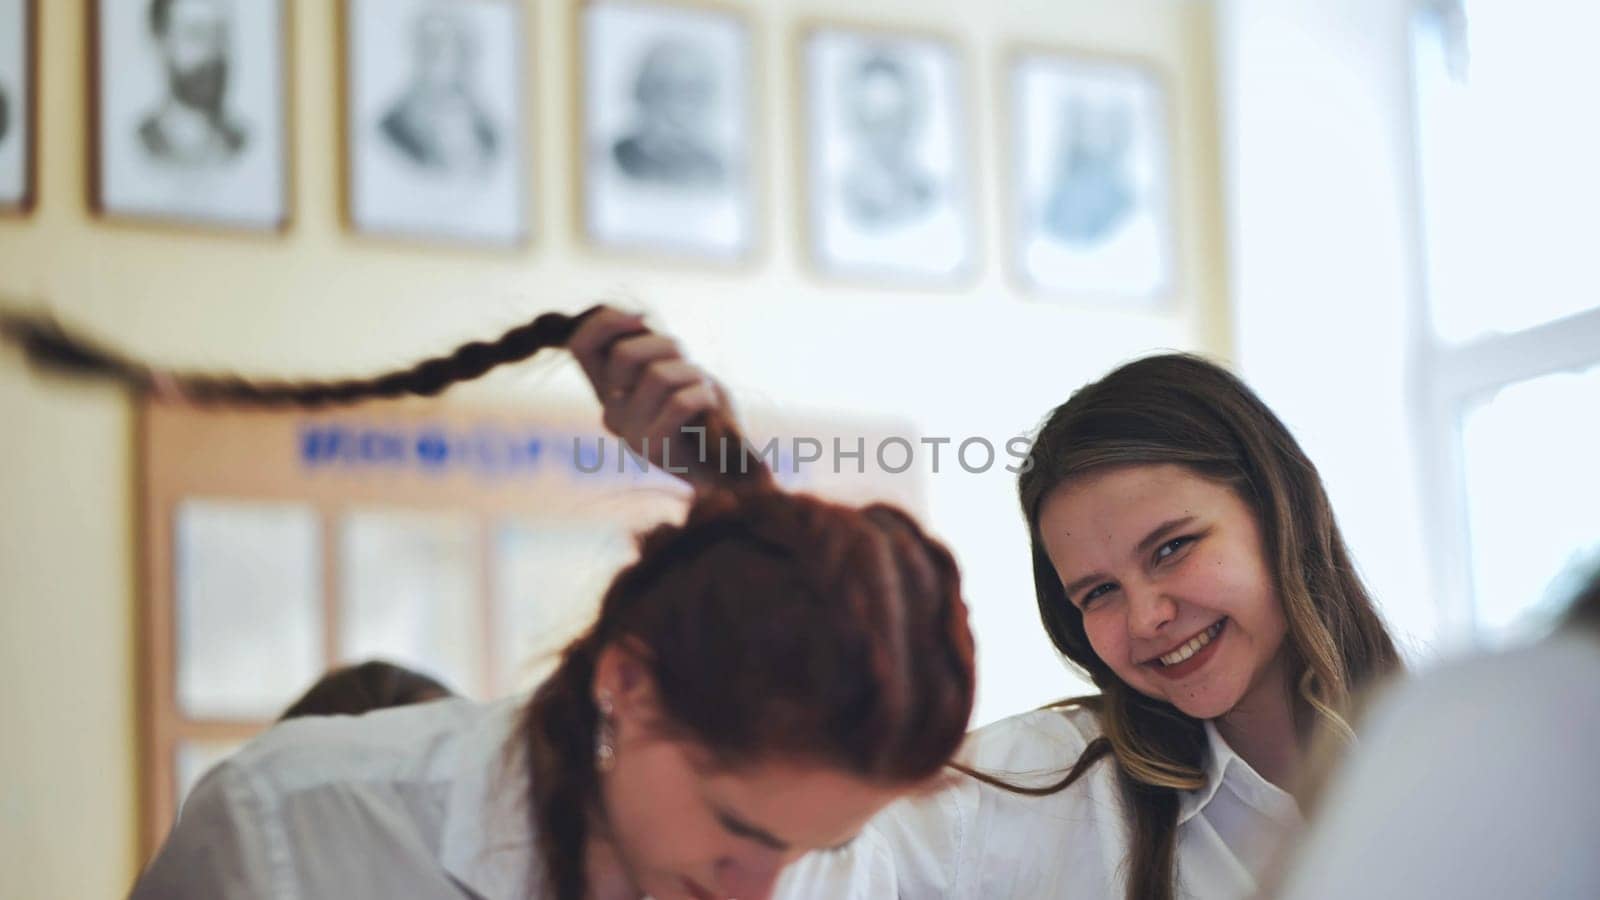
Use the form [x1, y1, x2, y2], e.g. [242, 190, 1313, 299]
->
[94, 0, 289, 229]
[1011, 53, 1172, 301]
[610, 38, 726, 188]
[0, 0, 34, 211]
[805, 28, 974, 283]
[582, 0, 753, 261]
[346, 0, 527, 245]
[136, 0, 249, 167]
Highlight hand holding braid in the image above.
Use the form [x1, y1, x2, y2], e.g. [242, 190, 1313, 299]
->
[0, 304, 768, 489]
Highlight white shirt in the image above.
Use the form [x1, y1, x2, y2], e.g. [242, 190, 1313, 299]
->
[129, 695, 891, 900]
[1277, 634, 1600, 899]
[787, 704, 1303, 899]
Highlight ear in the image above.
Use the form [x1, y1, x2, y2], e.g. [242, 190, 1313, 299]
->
[592, 639, 659, 725]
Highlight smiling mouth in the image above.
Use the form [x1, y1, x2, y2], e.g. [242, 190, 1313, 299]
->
[1148, 617, 1227, 668]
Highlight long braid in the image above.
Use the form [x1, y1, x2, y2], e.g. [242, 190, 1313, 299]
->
[1, 305, 771, 488]
[0, 308, 599, 408]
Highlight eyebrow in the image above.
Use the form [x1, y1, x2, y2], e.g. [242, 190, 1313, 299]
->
[714, 809, 790, 852]
[714, 808, 859, 854]
[1059, 516, 1198, 602]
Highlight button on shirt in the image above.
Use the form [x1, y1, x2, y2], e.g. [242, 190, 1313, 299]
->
[784, 705, 1303, 899]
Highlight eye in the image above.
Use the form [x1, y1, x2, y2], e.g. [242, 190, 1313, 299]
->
[1079, 582, 1117, 610]
[1155, 536, 1194, 563]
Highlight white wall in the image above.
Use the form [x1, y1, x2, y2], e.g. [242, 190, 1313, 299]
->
[1216, 0, 1443, 659]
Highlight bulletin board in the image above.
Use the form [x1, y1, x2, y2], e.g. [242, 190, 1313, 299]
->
[135, 396, 923, 856]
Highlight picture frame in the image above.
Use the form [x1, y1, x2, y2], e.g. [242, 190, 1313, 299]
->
[577, 0, 757, 263]
[801, 23, 977, 286]
[1008, 49, 1174, 302]
[0, 0, 36, 213]
[90, 0, 292, 231]
[343, 0, 531, 247]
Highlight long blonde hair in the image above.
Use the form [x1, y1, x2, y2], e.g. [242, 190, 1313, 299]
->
[1012, 354, 1401, 900]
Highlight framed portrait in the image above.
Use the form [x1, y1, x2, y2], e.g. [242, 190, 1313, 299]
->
[1009, 51, 1173, 302]
[579, 0, 756, 262]
[91, 0, 291, 231]
[0, 0, 35, 213]
[802, 26, 975, 285]
[344, 0, 530, 247]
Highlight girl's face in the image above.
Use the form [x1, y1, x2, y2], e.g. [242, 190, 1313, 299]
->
[593, 650, 905, 900]
[1036, 464, 1289, 720]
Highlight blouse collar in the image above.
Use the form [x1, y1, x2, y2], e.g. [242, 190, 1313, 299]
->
[1178, 720, 1302, 827]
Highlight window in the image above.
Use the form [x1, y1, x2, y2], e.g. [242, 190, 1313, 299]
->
[1411, 0, 1600, 645]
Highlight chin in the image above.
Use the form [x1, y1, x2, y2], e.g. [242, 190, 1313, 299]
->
[1170, 693, 1238, 721]
[1151, 673, 1249, 721]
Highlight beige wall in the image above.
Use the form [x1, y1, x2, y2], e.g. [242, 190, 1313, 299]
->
[0, 0, 1225, 894]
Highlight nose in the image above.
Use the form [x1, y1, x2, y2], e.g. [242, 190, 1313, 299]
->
[714, 849, 786, 900]
[1125, 582, 1177, 640]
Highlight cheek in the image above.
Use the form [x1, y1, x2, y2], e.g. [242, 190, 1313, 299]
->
[1081, 613, 1136, 679]
[607, 750, 720, 868]
[1205, 556, 1282, 636]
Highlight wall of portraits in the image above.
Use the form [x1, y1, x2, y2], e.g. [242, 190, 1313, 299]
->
[5, 0, 1192, 303]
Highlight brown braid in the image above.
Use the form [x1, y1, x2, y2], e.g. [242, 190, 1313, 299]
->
[0, 305, 772, 488]
[1, 307, 600, 408]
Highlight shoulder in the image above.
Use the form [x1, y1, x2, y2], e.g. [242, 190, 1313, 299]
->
[859, 704, 1116, 898]
[226, 697, 489, 797]
[132, 699, 513, 898]
[959, 703, 1105, 778]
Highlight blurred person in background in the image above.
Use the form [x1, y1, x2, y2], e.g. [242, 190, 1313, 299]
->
[279, 659, 455, 721]
[2, 308, 976, 900]
[1274, 566, 1600, 899]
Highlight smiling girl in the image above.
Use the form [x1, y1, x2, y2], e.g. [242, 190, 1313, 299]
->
[827, 353, 1403, 900]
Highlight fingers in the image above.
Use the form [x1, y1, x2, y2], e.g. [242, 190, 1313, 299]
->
[568, 305, 735, 484]
[617, 359, 704, 434]
[642, 378, 721, 442]
[603, 334, 685, 403]
[569, 307, 648, 400]
[644, 381, 724, 478]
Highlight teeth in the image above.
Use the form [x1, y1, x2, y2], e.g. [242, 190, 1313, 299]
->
[1157, 619, 1225, 666]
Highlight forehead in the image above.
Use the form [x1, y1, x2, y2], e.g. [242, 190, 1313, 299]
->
[1038, 464, 1238, 555]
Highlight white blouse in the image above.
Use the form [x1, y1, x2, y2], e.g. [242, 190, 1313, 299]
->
[783, 705, 1303, 900]
[128, 694, 1299, 899]
[131, 696, 549, 899]
[129, 695, 894, 900]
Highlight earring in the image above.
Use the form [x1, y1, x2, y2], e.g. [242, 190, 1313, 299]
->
[595, 691, 617, 773]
